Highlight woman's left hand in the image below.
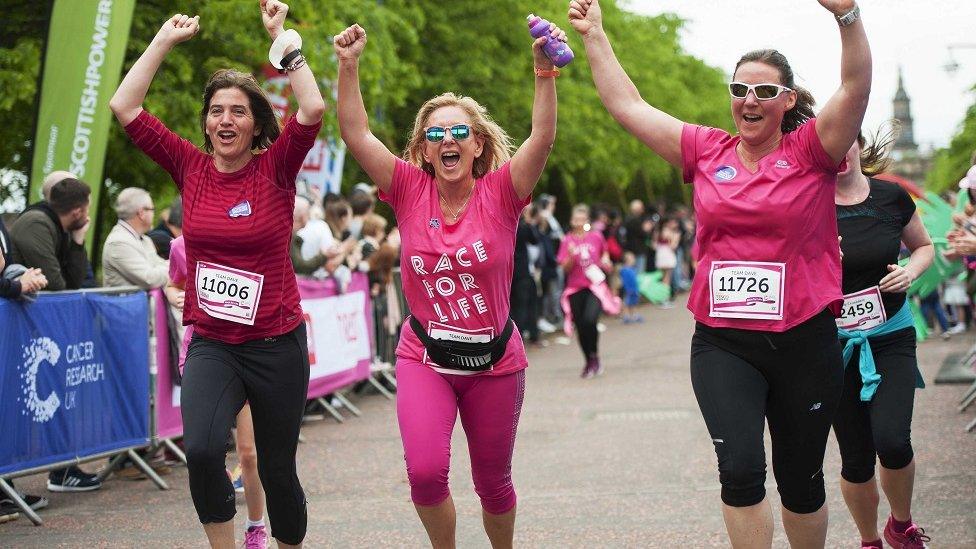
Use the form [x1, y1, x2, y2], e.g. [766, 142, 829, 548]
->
[260, 0, 288, 39]
[532, 23, 568, 70]
[879, 263, 913, 293]
[816, 0, 857, 16]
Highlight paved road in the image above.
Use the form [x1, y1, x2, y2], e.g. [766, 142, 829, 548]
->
[3, 298, 975, 547]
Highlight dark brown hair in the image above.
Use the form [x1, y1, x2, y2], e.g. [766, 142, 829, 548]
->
[734, 49, 815, 133]
[200, 69, 281, 153]
[858, 122, 898, 177]
[49, 178, 91, 215]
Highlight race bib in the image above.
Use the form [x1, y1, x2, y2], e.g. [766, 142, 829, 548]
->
[195, 261, 264, 325]
[836, 286, 887, 331]
[585, 263, 607, 285]
[709, 261, 785, 321]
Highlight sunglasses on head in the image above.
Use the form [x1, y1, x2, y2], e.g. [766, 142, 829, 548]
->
[728, 81, 793, 101]
[425, 124, 472, 142]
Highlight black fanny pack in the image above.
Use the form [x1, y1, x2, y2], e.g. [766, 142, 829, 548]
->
[409, 316, 515, 372]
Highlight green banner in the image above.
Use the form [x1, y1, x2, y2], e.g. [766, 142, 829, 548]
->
[29, 0, 135, 238]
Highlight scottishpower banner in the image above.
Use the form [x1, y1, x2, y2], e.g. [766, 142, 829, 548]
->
[0, 292, 150, 475]
[29, 0, 135, 211]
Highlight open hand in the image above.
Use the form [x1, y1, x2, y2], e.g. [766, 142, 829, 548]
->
[333, 24, 367, 61]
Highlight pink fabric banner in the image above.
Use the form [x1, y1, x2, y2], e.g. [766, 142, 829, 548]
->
[150, 275, 375, 439]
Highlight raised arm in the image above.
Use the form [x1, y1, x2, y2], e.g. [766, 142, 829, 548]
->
[109, 14, 200, 126]
[568, 0, 684, 168]
[261, 0, 325, 125]
[334, 24, 397, 194]
[510, 24, 564, 200]
[813, 1, 872, 165]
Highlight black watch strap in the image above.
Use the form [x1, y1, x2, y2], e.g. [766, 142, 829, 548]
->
[278, 48, 303, 73]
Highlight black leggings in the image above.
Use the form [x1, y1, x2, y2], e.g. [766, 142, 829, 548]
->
[182, 324, 310, 545]
[833, 328, 917, 483]
[569, 289, 601, 358]
[690, 310, 844, 514]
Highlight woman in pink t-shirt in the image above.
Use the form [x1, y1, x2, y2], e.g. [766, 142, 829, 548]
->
[571, 0, 872, 546]
[558, 204, 616, 377]
[334, 19, 564, 547]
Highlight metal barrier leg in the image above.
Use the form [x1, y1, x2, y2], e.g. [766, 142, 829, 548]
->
[97, 452, 130, 483]
[316, 397, 344, 423]
[966, 415, 976, 433]
[127, 449, 168, 490]
[959, 381, 976, 411]
[0, 478, 42, 526]
[333, 392, 362, 417]
[368, 375, 395, 400]
[162, 439, 187, 465]
[380, 369, 397, 389]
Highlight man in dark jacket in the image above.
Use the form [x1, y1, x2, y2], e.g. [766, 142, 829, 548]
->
[10, 178, 90, 291]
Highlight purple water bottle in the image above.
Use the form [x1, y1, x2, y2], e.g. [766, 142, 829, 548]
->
[527, 14, 574, 68]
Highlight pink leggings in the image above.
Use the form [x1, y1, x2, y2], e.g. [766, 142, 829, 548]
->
[396, 359, 526, 515]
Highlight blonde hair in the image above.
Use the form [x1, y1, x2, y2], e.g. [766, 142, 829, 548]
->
[858, 122, 898, 177]
[403, 92, 515, 179]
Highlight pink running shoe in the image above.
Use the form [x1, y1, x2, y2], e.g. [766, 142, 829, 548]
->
[883, 516, 930, 548]
[243, 525, 269, 549]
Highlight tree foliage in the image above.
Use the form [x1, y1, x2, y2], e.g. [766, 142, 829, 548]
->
[926, 88, 976, 194]
[0, 0, 733, 239]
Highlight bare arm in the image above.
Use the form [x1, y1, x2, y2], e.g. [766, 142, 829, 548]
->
[879, 212, 933, 292]
[510, 25, 565, 200]
[261, 1, 324, 125]
[569, 0, 684, 167]
[110, 14, 200, 126]
[813, 1, 872, 165]
[334, 25, 396, 193]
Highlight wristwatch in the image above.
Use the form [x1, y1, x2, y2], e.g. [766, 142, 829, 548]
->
[835, 4, 860, 27]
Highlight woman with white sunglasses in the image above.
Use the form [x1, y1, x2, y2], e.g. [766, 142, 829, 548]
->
[334, 18, 566, 549]
[570, 0, 871, 547]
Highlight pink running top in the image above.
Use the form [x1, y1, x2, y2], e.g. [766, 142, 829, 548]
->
[681, 119, 844, 332]
[168, 236, 192, 370]
[557, 230, 608, 293]
[379, 159, 530, 376]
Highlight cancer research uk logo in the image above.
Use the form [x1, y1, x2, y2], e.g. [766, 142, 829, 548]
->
[714, 165, 737, 182]
[17, 337, 105, 423]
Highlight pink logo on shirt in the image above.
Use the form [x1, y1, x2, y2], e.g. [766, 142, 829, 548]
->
[228, 200, 252, 218]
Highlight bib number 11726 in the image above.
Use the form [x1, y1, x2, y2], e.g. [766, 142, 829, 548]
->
[709, 261, 785, 321]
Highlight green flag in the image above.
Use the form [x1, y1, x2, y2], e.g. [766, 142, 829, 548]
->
[29, 0, 135, 238]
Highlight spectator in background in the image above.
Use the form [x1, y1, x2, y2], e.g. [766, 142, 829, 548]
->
[0, 215, 46, 300]
[147, 196, 183, 259]
[654, 217, 680, 309]
[10, 177, 90, 292]
[291, 195, 329, 276]
[325, 198, 359, 276]
[8, 177, 100, 492]
[537, 194, 564, 326]
[347, 189, 375, 240]
[619, 251, 642, 323]
[358, 213, 387, 265]
[512, 204, 541, 345]
[103, 188, 169, 289]
[623, 199, 651, 274]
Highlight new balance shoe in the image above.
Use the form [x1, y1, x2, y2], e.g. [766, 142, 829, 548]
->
[47, 466, 101, 492]
[243, 524, 269, 549]
[883, 516, 930, 548]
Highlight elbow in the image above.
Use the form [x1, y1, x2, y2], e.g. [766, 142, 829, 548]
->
[305, 99, 327, 122]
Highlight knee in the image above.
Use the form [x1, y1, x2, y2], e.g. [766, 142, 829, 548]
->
[717, 450, 767, 508]
[184, 438, 224, 474]
[237, 440, 258, 471]
[874, 432, 913, 471]
[473, 470, 516, 515]
[405, 456, 450, 507]
[776, 468, 826, 514]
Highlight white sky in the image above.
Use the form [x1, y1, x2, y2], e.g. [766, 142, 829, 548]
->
[625, 0, 976, 150]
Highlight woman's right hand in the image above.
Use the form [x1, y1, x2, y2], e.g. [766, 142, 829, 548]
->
[568, 0, 602, 37]
[157, 13, 200, 48]
[333, 24, 367, 61]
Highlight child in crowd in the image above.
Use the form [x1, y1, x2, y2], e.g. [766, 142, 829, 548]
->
[619, 252, 643, 323]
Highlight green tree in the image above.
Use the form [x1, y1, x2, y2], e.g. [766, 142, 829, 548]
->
[926, 89, 976, 194]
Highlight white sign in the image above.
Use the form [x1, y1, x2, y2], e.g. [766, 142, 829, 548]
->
[302, 291, 371, 380]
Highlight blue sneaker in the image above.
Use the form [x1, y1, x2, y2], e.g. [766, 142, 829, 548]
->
[231, 466, 245, 494]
